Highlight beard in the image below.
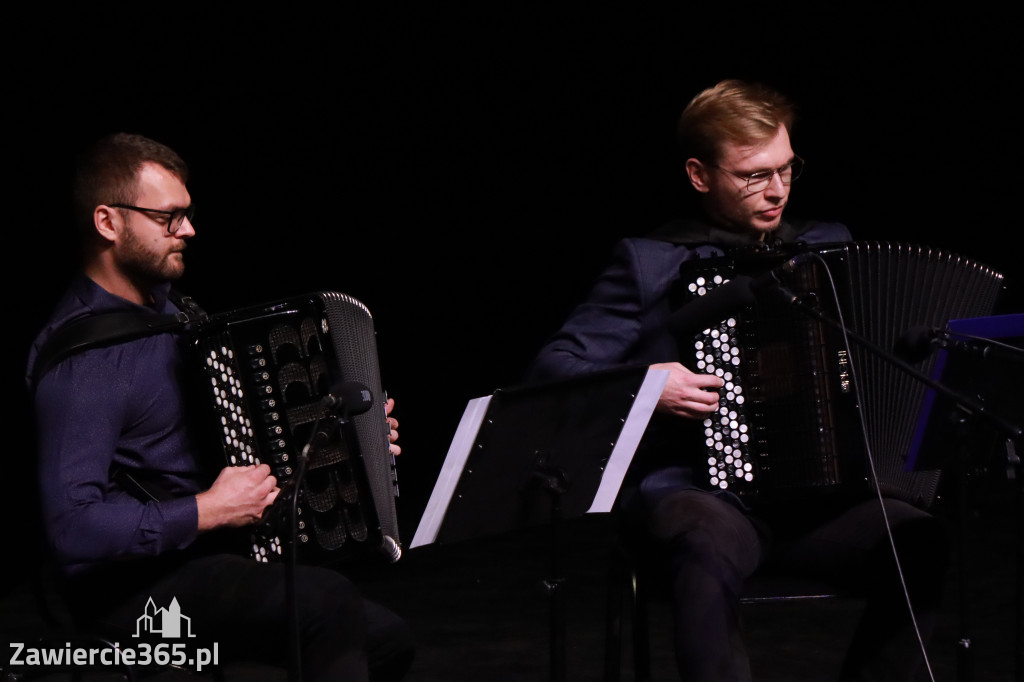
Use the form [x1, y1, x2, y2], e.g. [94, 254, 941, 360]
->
[118, 223, 186, 284]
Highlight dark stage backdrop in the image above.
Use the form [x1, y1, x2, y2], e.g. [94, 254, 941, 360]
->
[5, 6, 1019, 578]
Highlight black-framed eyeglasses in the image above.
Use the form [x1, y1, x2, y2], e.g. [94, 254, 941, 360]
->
[109, 203, 195, 234]
[714, 156, 804, 193]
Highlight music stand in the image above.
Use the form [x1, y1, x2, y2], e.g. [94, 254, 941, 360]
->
[902, 313, 1024, 681]
[758, 279, 1024, 681]
[411, 366, 668, 682]
[908, 313, 1024, 472]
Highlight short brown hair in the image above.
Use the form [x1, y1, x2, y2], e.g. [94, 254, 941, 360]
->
[73, 133, 189, 232]
[677, 79, 795, 164]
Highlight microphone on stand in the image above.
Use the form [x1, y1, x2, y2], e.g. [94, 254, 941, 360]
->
[297, 381, 374, 471]
[668, 252, 815, 338]
[668, 275, 757, 338]
[894, 325, 1024, 364]
[748, 252, 817, 303]
[893, 325, 950, 363]
[322, 381, 374, 416]
[319, 380, 402, 563]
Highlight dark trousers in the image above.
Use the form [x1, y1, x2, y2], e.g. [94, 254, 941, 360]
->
[65, 552, 414, 682]
[640, 489, 948, 682]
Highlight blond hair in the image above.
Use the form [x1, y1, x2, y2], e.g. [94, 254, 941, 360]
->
[677, 79, 795, 164]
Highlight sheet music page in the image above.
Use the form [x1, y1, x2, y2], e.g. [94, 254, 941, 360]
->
[586, 368, 668, 513]
[409, 395, 493, 548]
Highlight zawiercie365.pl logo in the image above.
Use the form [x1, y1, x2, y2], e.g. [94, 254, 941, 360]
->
[8, 596, 219, 673]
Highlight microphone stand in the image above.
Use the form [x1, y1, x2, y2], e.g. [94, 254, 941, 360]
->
[286, 449, 309, 682]
[767, 284, 1022, 442]
[284, 410, 348, 682]
[767, 283, 1024, 682]
[529, 463, 571, 682]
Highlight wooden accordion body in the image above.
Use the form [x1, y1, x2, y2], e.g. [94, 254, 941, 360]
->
[188, 292, 401, 564]
[675, 242, 1004, 509]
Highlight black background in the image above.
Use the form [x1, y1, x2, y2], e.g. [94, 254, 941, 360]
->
[5, 6, 1020, 567]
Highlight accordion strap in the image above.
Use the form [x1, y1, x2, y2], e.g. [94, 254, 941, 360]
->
[30, 289, 208, 392]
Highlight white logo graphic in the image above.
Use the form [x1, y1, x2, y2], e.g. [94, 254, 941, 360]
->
[133, 597, 196, 638]
[10, 597, 218, 672]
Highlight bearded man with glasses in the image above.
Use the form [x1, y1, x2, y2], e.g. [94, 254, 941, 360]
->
[26, 133, 413, 681]
[529, 80, 947, 681]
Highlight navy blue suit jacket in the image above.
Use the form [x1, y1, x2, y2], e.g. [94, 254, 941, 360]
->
[528, 217, 852, 495]
[530, 217, 852, 380]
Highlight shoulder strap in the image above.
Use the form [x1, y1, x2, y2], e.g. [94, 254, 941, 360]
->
[169, 290, 209, 324]
[30, 289, 208, 391]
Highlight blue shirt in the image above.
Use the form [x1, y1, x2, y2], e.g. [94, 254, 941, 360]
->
[28, 275, 204, 576]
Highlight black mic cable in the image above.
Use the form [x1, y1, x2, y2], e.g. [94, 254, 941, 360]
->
[794, 251, 938, 682]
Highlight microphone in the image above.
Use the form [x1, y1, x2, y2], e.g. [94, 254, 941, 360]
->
[321, 381, 374, 416]
[668, 275, 756, 338]
[667, 274, 757, 337]
[669, 252, 813, 338]
[895, 325, 1017, 363]
[893, 325, 946, 363]
[748, 252, 814, 296]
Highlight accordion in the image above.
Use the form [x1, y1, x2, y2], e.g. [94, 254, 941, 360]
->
[188, 292, 401, 564]
[675, 242, 1004, 508]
